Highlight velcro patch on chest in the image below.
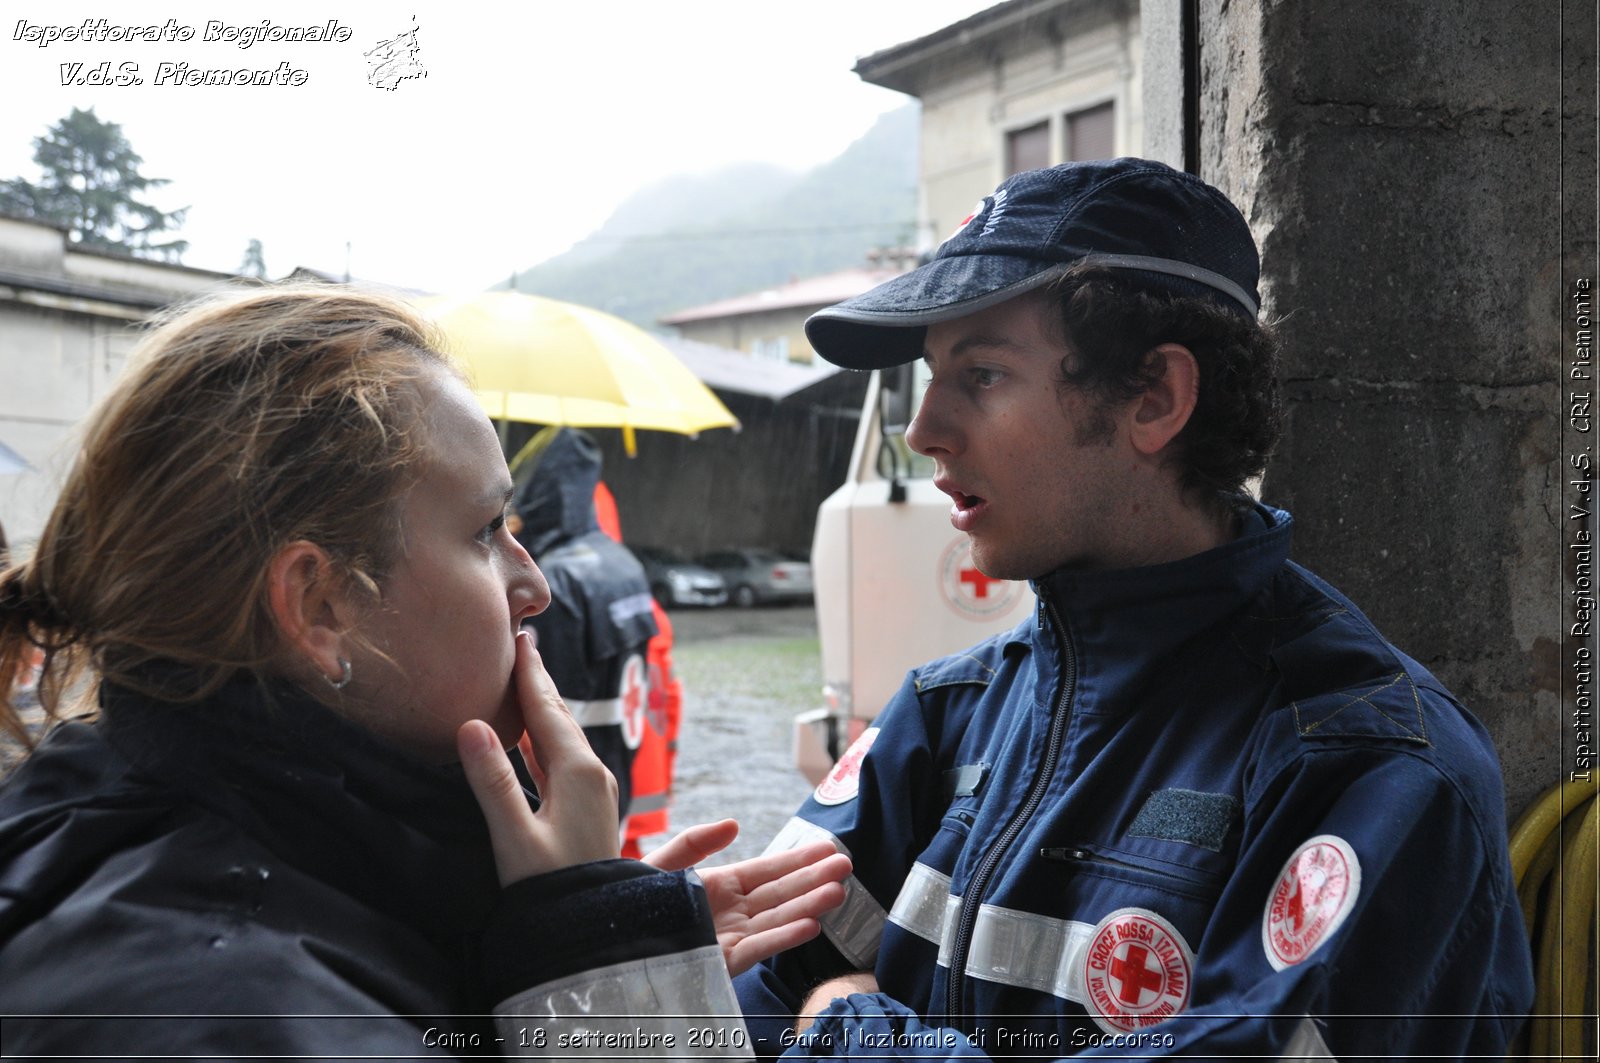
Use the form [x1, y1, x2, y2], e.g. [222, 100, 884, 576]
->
[1127, 788, 1240, 852]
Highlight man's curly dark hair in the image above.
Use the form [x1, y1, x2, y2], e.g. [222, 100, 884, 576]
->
[1044, 268, 1283, 513]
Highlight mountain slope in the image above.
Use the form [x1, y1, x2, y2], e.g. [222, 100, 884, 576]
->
[502, 105, 918, 329]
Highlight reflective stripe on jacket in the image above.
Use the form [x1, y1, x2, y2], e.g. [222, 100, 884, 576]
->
[736, 505, 1533, 1060]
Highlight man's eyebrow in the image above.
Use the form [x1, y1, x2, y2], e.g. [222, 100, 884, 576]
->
[923, 334, 1024, 361]
[481, 484, 515, 508]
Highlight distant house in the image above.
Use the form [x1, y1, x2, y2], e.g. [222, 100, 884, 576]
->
[856, 0, 1142, 252]
[659, 252, 914, 366]
[0, 214, 245, 541]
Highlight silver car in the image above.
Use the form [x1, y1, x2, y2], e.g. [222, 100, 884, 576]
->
[697, 548, 814, 607]
[631, 546, 728, 608]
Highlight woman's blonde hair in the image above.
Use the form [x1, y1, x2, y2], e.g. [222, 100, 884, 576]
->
[0, 283, 454, 752]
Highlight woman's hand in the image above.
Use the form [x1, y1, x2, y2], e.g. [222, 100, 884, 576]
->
[458, 630, 620, 885]
[644, 820, 852, 977]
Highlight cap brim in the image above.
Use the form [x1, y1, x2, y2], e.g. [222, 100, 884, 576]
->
[806, 256, 1073, 370]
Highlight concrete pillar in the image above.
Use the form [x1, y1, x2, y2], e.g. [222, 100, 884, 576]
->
[1192, 0, 1591, 817]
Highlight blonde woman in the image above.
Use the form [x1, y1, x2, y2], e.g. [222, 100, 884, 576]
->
[0, 286, 846, 1057]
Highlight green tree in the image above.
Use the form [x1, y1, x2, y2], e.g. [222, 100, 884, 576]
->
[239, 238, 267, 279]
[0, 107, 188, 261]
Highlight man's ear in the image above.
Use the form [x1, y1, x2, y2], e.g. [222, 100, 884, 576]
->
[266, 540, 352, 684]
[1126, 343, 1201, 457]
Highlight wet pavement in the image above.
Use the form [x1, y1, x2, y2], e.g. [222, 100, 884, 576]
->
[647, 604, 821, 865]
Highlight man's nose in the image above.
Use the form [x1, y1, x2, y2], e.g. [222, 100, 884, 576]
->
[906, 388, 954, 457]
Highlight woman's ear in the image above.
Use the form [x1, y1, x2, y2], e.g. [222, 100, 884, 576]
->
[266, 540, 351, 685]
[1126, 343, 1201, 457]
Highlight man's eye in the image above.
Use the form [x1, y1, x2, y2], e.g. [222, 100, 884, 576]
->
[972, 367, 1003, 388]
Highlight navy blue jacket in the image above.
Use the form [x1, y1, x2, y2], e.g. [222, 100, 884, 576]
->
[737, 506, 1533, 1059]
[516, 429, 657, 818]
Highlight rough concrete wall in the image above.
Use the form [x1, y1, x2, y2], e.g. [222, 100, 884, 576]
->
[1197, 0, 1582, 818]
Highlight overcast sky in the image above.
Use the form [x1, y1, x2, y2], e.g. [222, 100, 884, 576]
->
[0, 1, 993, 293]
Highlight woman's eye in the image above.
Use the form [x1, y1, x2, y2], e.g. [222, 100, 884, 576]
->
[478, 513, 507, 543]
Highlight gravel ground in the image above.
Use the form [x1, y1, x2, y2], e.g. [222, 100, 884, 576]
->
[645, 604, 821, 865]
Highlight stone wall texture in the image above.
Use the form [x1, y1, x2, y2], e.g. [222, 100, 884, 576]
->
[1197, 0, 1591, 817]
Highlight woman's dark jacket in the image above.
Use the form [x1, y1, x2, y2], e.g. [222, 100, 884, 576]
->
[0, 675, 735, 1057]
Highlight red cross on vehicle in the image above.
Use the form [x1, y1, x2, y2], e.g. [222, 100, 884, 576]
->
[1109, 942, 1165, 1005]
[959, 567, 1002, 599]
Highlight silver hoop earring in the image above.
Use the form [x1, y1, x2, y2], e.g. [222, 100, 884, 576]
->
[328, 657, 352, 691]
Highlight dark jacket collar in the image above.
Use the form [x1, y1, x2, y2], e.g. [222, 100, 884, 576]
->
[98, 672, 503, 950]
[1026, 504, 1293, 714]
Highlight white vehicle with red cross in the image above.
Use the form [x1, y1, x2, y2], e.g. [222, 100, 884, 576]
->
[795, 364, 1036, 783]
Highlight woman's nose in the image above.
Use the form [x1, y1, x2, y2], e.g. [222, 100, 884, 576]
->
[507, 539, 551, 621]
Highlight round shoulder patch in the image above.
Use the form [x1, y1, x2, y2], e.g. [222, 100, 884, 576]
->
[1262, 834, 1361, 971]
[1081, 907, 1194, 1035]
[618, 653, 648, 750]
[813, 727, 879, 806]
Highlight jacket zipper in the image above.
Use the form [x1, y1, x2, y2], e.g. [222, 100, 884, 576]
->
[1038, 846, 1144, 869]
[942, 595, 1077, 1026]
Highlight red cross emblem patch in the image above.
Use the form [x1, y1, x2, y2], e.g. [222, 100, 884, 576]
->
[1082, 908, 1193, 1034]
[813, 727, 878, 806]
[1263, 834, 1361, 970]
[618, 653, 648, 750]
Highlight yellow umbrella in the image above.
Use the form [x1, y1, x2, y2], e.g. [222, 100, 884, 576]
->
[416, 291, 739, 455]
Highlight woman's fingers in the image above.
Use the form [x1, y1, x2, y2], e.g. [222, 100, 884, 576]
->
[512, 632, 620, 867]
[457, 718, 539, 886]
[738, 880, 848, 939]
[725, 844, 852, 908]
[724, 917, 824, 979]
[461, 633, 621, 887]
[642, 819, 740, 872]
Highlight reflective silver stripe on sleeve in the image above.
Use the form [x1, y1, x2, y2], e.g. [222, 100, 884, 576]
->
[565, 697, 622, 727]
[966, 903, 1096, 1004]
[887, 861, 959, 965]
[608, 592, 656, 626]
[887, 862, 1100, 1005]
[493, 943, 751, 1059]
[763, 816, 885, 969]
[1280, 1015, 1337, 1061]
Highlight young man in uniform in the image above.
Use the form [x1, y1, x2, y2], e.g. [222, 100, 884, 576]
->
[734, 158, 1533, 1059]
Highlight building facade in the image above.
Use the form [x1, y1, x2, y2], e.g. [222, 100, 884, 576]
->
[660, 257, 911, 366]
[0, 214, 244, 544]
[854, 0, 1141, 253]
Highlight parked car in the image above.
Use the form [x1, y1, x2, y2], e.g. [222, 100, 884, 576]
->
[630, 546, 728, 608]
[698, 548, 814, 607]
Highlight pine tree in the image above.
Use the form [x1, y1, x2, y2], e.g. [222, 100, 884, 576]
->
[239, 238, 267, 279]
[0, 107, 188, 261]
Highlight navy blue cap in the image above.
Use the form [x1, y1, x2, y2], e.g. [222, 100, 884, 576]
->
[806, 158, 1261, 370]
